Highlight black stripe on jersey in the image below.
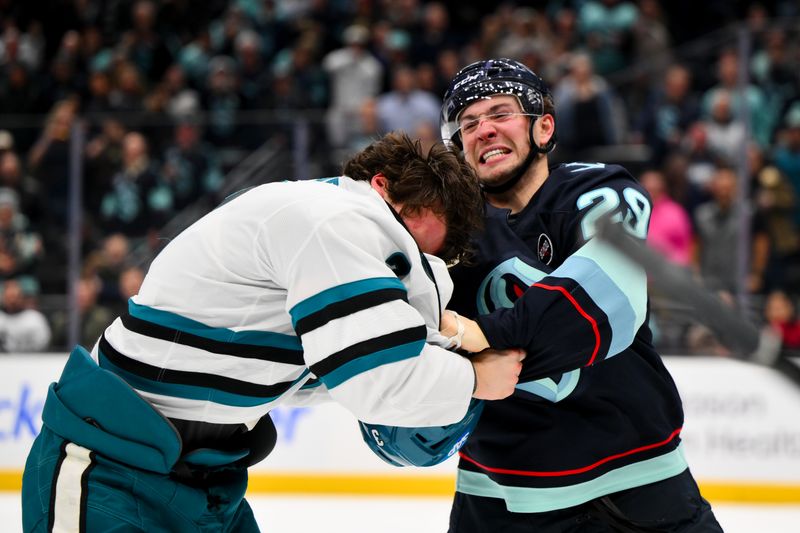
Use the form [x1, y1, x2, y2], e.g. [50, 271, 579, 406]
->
[120, 313, 304, 365]
[78, 451, 96, 533]
[310, 325, 426, 378]
[99, 336, 297, 398]
[47, 440, 69, 532]
[294, 288, 408, 336]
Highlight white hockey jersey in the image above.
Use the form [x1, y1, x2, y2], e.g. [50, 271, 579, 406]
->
[95, 177, 474, 430]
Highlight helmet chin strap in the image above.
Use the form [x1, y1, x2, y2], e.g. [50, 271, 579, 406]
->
[479, 120, 549, 195]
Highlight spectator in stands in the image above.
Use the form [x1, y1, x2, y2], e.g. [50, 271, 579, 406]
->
[98, 132, 173, 239]
[692, 164, 770, 294]
[763, 289, 800, 352]
[176, 29, 213, 88]
[410, 2, 459, 66]
[701, 48, 771, 147]
[117, 265, 145, 312]
[288, 38, 329, 111]
[234, 30, 269, 110]
[322, 23, 383, 148]
[347, 98, 382, 154]
[632, 0, 671, 75]
[1, 68, 37, 152]
[27, 98, 79, 240]
[751, 144, 800, 294]
[495, 7, 550, 63]
[49, 277, 115, 350]
[82, 232, 132, 309]
[0, 62, 44, 127]
[84, 118, 128, 215]
[0, 151, 43, 227]
[109, 61, 146, 114]
[701, 90, 747, 163]
[773, 103, 800, 226]
[0, 278, 51, 352]
[161, 119, 224, 210]
[118, 0, 174, 85]
[0, 187, 43, 289]
[552, 52, 623, 155]
[641, 169, 693, 266]
[376, 64, 440, 136]
[635, 63, 700, 164]
[200, 55, 244, 147]
[576, 0, 639, 75]
[84, 69, 114, 115]
[158, 64, 201, 123]
[641, 167, 695, 351]
[0, 25, 44, 73]
[750, 28, 797, 137]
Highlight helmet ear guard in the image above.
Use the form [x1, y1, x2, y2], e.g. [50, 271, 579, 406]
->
[359, 399, 485, 467]
[440, 58, 556, 153]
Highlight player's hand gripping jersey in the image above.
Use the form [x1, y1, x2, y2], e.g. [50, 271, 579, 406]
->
[447, 163, 687, 513]
[97, 177, 475, 438]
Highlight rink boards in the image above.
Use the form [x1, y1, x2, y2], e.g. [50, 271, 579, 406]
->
[1, 354, 799, 503]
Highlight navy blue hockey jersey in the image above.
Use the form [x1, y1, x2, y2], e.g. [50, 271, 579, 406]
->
[448, 162, 688, 512]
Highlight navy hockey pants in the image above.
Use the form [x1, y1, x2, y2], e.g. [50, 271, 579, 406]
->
[449, 469, 723, 532]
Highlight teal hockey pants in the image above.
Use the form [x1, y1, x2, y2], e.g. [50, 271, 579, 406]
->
[21, 346, 261, 532]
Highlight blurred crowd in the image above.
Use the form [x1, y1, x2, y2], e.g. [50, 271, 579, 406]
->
[0, 0, 800, 355]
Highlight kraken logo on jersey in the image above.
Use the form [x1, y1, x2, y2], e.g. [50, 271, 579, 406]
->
[476, 257, 547, 315]
[477, 256, 581, 403]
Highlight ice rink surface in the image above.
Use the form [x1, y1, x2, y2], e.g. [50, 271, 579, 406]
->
[3, 492, 800, 532]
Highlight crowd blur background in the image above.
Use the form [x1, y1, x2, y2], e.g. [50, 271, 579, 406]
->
[0, 0, 799, 357]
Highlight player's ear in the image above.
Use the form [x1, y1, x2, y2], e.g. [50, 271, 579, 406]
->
[536, 114, 555, 145]
[370, 173, 389, 199]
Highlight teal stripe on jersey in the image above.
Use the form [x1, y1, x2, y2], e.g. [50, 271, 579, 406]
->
[320, 339, 426, 389]
[97, 349, 310, 407]
[289, 277, 407, 328]
[456, 445, 688, 513]
[555, 242, 645, 356]
[128, 300, 302, 350]
[573, 239, 647, 326]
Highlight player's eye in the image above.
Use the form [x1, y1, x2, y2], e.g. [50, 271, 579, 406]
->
[490, 112, 516, 122]
[460, 117, 480, 134]
[459, 112, 518, 135]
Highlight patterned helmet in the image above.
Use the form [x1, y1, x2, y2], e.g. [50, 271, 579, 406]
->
[440, 58, 553, 150]
[359, 399, 484, 467]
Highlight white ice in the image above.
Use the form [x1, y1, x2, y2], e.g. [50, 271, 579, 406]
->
[3, 492, 800, 532]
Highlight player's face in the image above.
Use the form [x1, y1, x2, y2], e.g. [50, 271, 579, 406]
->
[402, 208, 447, 256]
[458, 95, 532, 186]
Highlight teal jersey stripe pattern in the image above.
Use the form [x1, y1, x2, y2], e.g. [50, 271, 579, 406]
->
[289, 277, 407, 328]
[128, 300, 302, 350]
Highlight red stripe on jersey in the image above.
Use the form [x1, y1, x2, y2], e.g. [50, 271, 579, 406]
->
[459, 428, 683, 477]
[532, 282, 601, 365]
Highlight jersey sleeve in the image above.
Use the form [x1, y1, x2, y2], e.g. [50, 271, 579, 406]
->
[477, 171, 651, 381]
[265, 208, 474, 427]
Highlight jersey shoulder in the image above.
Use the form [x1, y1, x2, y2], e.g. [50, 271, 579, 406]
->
[545, 162, 641, 202]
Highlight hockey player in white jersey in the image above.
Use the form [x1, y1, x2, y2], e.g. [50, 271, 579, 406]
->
[21, 132, 524, 532]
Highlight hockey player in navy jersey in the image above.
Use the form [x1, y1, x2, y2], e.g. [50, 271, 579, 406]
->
[360, 60, 724, 530]
[438, 58, 724, 532]
[20, 132, 525, 533]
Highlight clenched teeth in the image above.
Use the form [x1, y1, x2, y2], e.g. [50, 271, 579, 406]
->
[481, 149, 508, 163]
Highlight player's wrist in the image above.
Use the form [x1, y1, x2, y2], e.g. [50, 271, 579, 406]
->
[444, 310, 466, 350]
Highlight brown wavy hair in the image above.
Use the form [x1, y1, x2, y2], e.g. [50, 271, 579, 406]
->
[343, 131, 484, 263]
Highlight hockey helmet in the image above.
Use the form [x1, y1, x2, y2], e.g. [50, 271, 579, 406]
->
[359, 399, 484, 467]
[440, 58, 553, 150]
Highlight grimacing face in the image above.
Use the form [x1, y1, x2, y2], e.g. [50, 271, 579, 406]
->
[457, 95, 534, 187]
